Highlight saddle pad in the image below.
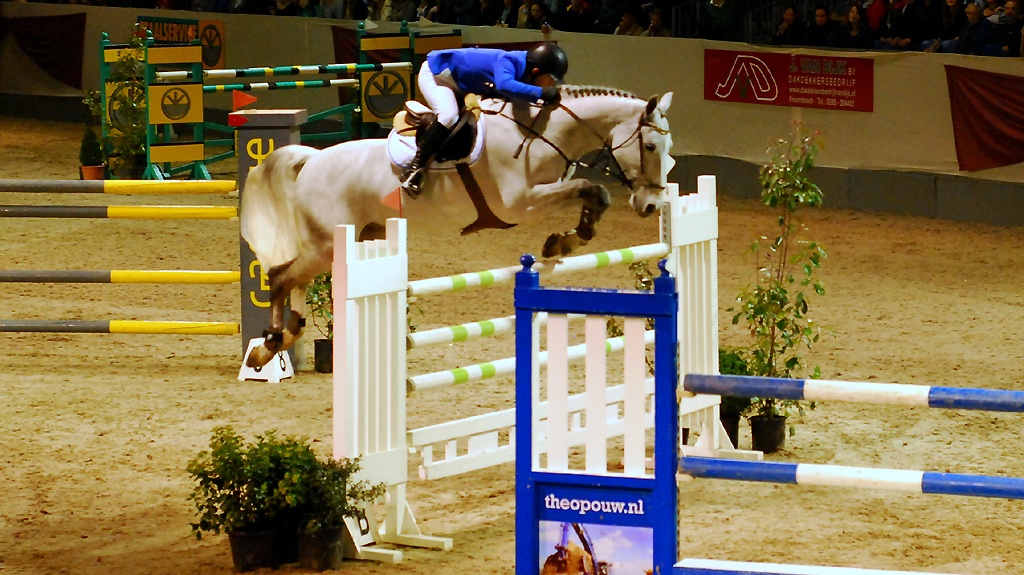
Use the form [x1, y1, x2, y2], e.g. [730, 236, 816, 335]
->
[386, 114, 486, 171]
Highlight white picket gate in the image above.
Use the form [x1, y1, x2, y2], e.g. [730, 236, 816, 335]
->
[331, 178, 757, 562]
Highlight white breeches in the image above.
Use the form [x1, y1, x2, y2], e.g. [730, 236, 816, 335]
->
[418, 63, 460, 128]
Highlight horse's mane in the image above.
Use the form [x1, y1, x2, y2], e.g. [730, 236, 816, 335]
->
[558, 84, 644, 101]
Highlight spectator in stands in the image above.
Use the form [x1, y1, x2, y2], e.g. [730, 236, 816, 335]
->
[698, 0, 744, 41]
[983, 0, 1004, 18]
[991, 0, 1022, 55]
[864, 0, 890, 34]
[950, 1, 998, 52]
[517, 0, 535, 26]
[268, 0, 299, 15]
[642, 7, 673, 36]
[417, 0, 440, 20]
[923, 0, 967, 50]
[839, 3, 875, 47]
[547, 0, 596, 31]
[805, 5, 843, 46]
[595, 0, 639, 34]
[905, 0, 944, 47]
[461, 0, 504, 24]
[388, 0, 419, 20]
[526, 1, 550, 28]
[296, 0, 319, 15]
[498, 0, 520, 26]
[614, 9, 645, 34]
[877, 0, 916, 48]
[771, 5, 806, 45]
[320, 0, 348, 18]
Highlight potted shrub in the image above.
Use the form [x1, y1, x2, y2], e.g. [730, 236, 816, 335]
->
[78, 125, 106, 180]
[305, 272, 333, 373]
[717, 349, 753, 448]
[730, 126, 827, 453]
[187, 426, 319, 572]
[295, 457, 385, 571]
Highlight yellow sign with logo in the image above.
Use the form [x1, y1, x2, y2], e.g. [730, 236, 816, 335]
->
[148, 84, 204, 125]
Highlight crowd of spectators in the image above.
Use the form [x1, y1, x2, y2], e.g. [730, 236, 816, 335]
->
[32, 0, 1024, 57]
[772, 0, 1023, 56]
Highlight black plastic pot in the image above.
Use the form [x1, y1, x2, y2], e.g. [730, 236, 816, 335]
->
[298, 527, 345, 571]
[749, 415, 787, 453]
[227, 529, 279, 572]
[314, 339, 333, 373]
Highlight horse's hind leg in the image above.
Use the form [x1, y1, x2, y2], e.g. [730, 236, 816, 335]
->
[244, 258, 318, 368]
[543, 183, 612, 258]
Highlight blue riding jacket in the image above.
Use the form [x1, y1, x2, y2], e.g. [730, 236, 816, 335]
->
[426, 48, 542, 102]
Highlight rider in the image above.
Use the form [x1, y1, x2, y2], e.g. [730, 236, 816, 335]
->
[402, 42, 569, 197]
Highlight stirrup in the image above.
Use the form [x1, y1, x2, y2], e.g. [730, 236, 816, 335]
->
[402, 168, 425, 198]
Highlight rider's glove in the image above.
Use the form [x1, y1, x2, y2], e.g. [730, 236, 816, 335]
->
[540, 86, 561, 105]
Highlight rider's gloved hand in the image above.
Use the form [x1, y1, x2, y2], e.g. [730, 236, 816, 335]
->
[540, 86, 561, 105]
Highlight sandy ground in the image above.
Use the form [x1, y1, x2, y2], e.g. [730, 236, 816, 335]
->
[2, 117, 1024, 575]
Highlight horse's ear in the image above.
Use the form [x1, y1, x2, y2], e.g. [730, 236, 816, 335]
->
[656, 92, 673, 115]
[645, 96, 658, 116]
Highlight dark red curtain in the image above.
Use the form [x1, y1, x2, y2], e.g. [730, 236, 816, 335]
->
[946, 64, 1024, 172]
[0, 12, 86, 90]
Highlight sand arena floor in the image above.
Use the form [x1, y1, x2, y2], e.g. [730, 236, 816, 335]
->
[2, 117, 1024, 574]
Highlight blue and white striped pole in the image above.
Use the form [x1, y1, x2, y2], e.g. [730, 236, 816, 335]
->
[678, 457, 1024, 500]
[683, 374, 1024, 413]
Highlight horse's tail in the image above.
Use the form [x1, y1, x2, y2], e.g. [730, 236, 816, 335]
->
[239, 145, 317, 270]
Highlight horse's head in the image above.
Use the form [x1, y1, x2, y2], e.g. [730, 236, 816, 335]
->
[625, 92, 674, 218]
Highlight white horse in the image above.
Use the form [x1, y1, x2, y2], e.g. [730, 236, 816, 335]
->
[240, 85, 674, 367]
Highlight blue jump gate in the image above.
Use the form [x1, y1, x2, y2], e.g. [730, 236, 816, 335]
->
[513, 261, 1024, 575]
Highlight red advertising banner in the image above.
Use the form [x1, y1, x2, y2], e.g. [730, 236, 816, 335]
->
[704, 49, 874, 112]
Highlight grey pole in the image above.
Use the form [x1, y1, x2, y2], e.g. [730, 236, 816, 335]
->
[232, 109, 308, 366]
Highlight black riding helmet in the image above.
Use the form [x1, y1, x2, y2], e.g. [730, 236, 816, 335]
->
[525, 42, 568, 83]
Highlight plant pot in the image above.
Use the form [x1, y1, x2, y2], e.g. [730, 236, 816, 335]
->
[227, 529, 280, 572]
[749, 415, 787, 453]
[79, 165, 105, 180]
[297, 527, 345, 571]
[314, 339, 333, 373]
[719, 413, 741, 449]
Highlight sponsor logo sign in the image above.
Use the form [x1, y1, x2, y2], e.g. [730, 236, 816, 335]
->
[705, 49, 874, 112]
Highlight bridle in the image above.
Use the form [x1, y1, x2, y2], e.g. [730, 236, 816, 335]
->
[482, 98, 671, 191]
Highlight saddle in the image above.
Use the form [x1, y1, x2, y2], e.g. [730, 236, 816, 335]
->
[390, 96, 482, 167]
[387, 96, 516, 235]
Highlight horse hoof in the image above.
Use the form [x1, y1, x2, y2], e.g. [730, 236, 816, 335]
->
[542, 234, 561, 258]
[245, 345, 275, 368]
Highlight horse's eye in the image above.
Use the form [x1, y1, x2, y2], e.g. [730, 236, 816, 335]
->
[644, 143, 657, 152]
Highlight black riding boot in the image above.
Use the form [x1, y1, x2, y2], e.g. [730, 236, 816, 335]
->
[403, 121, 451, 198]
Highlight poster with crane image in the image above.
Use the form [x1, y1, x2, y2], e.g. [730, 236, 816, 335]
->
[537, 521, 652, 575]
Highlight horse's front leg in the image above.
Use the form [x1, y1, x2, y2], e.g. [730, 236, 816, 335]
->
[527, 180, 611, 258]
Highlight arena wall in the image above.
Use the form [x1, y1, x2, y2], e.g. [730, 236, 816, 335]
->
[3, 1, 1023, 224]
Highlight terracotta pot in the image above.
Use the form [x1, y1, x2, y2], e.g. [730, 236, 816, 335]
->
[79, 165, 105, 180]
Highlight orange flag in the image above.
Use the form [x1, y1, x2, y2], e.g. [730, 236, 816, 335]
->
[232, 90, 258, 111]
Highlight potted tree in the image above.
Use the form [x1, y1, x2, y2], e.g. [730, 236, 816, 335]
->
[730, 126, 827, 453]
[717, 349, 753, 449]
[305, 273, 333, 373]
[295, 457, 385, 571]
[187, 426, 319, 572]
[78, 125, 106, 180]
[84, 25, 149, 180]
